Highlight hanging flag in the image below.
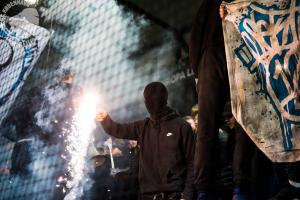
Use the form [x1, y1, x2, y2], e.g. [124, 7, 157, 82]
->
[0, 15, 50, 125]
[223, 0, 300, 162]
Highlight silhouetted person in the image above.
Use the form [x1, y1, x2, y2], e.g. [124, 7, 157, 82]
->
[96, 82, 196, 200]
[189, 0, 230, 199]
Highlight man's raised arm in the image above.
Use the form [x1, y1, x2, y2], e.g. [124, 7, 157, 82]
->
[96, 111, 141, 140]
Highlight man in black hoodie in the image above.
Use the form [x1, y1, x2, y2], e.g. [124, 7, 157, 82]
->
[96, 82, 195, 200]
[189, 0, 230, 199]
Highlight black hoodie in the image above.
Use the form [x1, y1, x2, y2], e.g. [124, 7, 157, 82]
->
[100, 107, 195, 199]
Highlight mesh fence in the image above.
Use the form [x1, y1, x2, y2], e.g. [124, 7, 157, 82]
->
[0, 0, 199, 199]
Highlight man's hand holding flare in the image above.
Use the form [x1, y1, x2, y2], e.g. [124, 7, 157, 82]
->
[95, 110, 108, 122]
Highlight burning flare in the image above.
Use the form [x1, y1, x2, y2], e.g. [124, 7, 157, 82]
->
[62, 92, 98, 200]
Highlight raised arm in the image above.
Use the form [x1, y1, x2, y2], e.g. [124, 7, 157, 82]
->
[96, 111, 141, 140]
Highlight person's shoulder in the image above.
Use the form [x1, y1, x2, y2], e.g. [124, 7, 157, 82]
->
[181, 119, 193, 130]
[135, 118, 150, 125]
[170, 116, 191, 127]
[177, 117, 195, 133]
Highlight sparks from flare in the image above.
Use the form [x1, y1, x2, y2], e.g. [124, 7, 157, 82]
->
[61, 91, 98, 200]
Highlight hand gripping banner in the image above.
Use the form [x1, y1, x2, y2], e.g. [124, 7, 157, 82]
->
[223, 0, 300, 162]
[0, 15, 50, 125]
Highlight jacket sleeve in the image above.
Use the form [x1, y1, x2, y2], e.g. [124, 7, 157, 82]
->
[181, 123, 196, 200]
[100, 115, 143, 140]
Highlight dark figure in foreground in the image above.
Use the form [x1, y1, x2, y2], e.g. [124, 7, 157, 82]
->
[189, 0, 230, 199]
[96, 82, 196, 200]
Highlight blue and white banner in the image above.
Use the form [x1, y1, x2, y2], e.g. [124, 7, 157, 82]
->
[0, 15, 50, 125]
[223, 0, 300, 162]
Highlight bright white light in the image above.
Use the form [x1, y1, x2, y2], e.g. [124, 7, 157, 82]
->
[77, 93, 98, 129]
[63, 91, 98, 200]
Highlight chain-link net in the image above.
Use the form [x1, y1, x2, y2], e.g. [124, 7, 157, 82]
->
[0, 0, 199, 199]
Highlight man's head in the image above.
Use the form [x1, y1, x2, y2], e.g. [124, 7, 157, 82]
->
[62, 74, 73, 85]
[60, 69, 74, 85]
[223, 101, 235, 129]
[143, 82, 168, 114]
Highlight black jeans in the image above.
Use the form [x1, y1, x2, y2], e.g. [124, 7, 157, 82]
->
[141, 192, 181, 200]
[194, 46, 230, 192]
